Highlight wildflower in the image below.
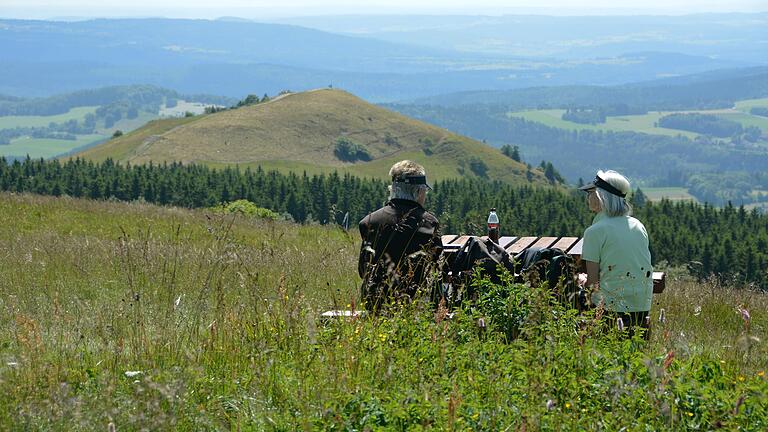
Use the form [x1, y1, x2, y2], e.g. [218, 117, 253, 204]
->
[616, 318, 625, 332]
[565, 402, 571, 409]
[124, 370, 142, 378]
[738, 375, 745, 382]
[546, 399, 555, 411]
[757, 371, 764, 377]
[736, 306, 750, 323]
[658, 308, 666, 324]
[687, 412, 694, 417]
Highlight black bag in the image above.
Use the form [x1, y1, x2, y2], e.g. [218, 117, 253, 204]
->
[516, 247, 584, 310]
[446, 236, 516, 304]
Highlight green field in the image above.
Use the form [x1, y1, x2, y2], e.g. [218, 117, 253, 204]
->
[508, 98, 768, 138]
[0, 193, 765, 429]
[734, 97, 768, 112]
[507, 109, 698, 138]
[0, 106, 99, 130]
[642, 187, 699, 203]
[2, 134, 107, 159]
[0, 108, 160, 159]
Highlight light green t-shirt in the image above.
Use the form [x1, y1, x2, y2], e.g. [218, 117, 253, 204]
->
[582, 212, 653, 312]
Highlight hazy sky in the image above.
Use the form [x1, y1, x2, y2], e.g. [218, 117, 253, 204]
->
[3, 0, 767, 19]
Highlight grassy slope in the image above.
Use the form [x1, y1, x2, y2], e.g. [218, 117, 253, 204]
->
[0, 193, 765, 429]
[74, 89, 542, 185]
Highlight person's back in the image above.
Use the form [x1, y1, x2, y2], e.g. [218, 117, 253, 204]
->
[583, 212, 652, 312]
[358, 161, 441, 312]
[579, 169, 653, 337]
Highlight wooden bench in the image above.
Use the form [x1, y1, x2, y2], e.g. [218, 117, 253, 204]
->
[441, 234, 665, 293]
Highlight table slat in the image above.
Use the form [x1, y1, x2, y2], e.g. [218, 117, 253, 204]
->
[506, 236, 538, 254]
[568, 238, 584, 256]
[551, 237, 579, 251]
[441, 235, 459, 246]
[497, 236, 518, 249]
[530, 237, 558, 249]
[451, 235, 472, 248]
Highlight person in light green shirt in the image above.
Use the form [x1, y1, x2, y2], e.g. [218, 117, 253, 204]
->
[579, 170, 653, 337]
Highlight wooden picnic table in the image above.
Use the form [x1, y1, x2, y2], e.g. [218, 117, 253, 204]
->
[441, 234, 665, 293]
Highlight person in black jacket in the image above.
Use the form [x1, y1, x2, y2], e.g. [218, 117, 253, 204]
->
[358, 160, 442, 312]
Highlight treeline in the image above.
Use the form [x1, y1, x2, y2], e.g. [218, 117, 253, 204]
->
[687, 171, 768, 207]
[0, 85, 236, 117]
[0, 157, 766, 289]
[657, 113, 752, 138]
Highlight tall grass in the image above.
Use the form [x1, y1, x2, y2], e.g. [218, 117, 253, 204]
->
[0, 193, 765, 430]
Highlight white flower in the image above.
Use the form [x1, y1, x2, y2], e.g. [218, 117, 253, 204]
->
[124, 370, 143, 378]
[546, 399, 555, 411]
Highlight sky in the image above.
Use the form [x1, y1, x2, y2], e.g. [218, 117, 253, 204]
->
[3, 0, 767, 20]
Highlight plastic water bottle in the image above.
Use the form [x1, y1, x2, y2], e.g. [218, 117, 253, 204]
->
[487, 208, 499, 244]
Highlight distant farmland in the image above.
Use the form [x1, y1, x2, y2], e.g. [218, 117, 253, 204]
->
[507, 97, 768, 139]
[642, 187, 699, 203]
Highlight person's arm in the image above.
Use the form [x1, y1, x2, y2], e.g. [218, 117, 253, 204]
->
[585, 260, 600, 289]
[358, 218, 372, 278]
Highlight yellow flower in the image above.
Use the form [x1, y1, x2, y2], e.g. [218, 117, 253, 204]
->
[687, 412, 694, 417]
[758, 371, 765, 377]
[738, 375, 745, 382]
[581, 408, 587, 413]
[565, 403, 571, 409]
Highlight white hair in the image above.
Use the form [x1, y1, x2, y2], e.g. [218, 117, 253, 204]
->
[388, 160, 427, 202]
[594, 169, 632, 217]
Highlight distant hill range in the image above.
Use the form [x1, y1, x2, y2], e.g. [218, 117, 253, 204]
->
[0, 17, 762, 101]
[402, 67, 768, 110]
[74, 89, 545, 185]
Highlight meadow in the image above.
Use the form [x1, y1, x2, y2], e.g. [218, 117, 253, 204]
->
[4, 134, 107, 159]
[641, 187, 699, 203]
[0, 107, 157, 160]
[507, 97, 768, 139]
[0, 193, 765, 430]
[0, 107, 99, 130]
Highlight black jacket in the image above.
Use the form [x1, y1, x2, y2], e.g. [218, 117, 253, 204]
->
[358, 199, 442, 307]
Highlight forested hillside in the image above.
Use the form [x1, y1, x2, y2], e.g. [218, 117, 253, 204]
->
[2, 157, 766, 289]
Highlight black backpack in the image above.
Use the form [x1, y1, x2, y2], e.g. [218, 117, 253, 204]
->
[516, 247, 584, 310]
[446, 236, 516, 304]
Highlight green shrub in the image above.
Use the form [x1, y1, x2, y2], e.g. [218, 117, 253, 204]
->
[334, 137, 372, 162]
[214, 199, 279, 220]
